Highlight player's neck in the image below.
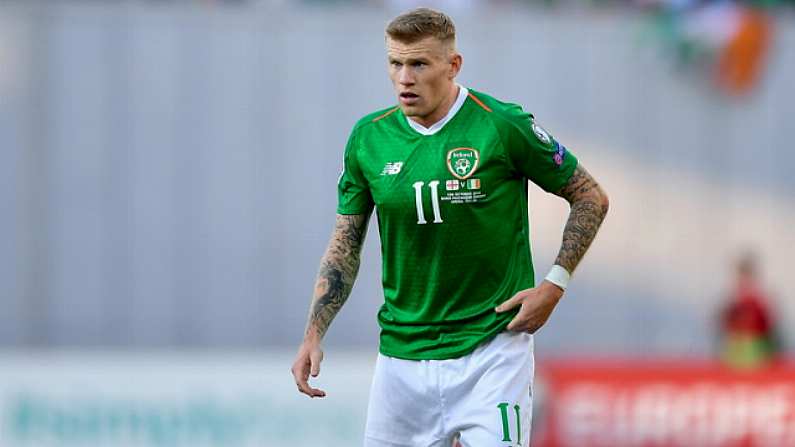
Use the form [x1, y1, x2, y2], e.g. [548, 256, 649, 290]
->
[411, 84, 460, 129]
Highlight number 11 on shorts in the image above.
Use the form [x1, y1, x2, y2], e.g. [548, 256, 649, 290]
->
[497, 402, 521, 445]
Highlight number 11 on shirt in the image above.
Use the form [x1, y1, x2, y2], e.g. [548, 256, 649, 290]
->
[413, 181, 443, 224]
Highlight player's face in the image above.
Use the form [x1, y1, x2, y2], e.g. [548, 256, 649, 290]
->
[387, 36, 462, 127]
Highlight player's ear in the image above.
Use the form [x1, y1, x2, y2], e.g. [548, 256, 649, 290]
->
[449, 53, 462, 79]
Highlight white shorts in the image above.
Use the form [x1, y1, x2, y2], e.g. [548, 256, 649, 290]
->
[364, 331, 534, 447]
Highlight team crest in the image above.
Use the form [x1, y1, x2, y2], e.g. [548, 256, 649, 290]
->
[532, 122, 552, 145]
[446, 148, 480, 180]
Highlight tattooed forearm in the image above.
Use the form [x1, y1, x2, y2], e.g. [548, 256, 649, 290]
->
[304, 213, 370, 341]
[553, 165, 609, 274]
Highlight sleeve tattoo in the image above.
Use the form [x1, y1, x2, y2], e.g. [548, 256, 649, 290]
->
[304, 213, 370, 341]
[554, 165, 609, 274]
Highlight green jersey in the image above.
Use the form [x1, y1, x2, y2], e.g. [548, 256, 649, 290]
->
[337, 88, 578, 360]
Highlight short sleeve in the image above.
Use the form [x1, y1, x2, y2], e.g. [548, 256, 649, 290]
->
[336, 129, 375, 215]
[501, 108, 578, 193]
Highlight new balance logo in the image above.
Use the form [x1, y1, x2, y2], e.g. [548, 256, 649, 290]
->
[381, 162, 404, 176]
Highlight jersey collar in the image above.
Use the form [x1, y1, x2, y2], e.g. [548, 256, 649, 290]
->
[405, 84, 468, 136]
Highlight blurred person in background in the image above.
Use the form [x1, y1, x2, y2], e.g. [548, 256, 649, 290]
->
[290, 7, 608, 446]
[719, 251, 783, 368]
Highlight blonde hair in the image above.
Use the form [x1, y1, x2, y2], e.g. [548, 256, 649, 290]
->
[386, 8, 456, 46]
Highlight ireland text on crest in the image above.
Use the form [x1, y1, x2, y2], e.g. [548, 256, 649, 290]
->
[446, 148, 480, 180]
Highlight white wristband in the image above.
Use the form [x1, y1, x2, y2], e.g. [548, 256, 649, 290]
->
[544, 265, 571, 290]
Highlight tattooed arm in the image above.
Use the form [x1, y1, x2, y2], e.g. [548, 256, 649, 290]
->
[291, 213, 370, 398]
[305, 213, 370, 341]
[553, 165, 610, 273]
[496, 164, 609, 333]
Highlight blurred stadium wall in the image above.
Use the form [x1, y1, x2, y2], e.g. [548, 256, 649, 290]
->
[1, 1, 794, 356]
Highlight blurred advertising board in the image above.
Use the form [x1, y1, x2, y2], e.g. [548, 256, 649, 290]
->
[0, 352, 374, 447]
[4, 353, 794, 447]
[534, 360, 795, 447]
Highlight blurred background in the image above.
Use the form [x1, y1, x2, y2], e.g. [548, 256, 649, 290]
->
[1, 0, 794, 446]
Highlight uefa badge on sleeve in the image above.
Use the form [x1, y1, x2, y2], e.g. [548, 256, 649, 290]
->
[531, 122, 552, 145]
[553, 141, 567, 167]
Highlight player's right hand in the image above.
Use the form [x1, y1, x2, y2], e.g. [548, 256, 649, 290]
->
[291, 341, 326, 398]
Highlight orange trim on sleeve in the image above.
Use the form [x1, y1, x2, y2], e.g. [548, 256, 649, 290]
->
[467, 92, 492, 112]
[372, 107, 400, 122]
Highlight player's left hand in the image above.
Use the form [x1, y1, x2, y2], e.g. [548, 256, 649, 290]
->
[495, 281, 564, 333]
